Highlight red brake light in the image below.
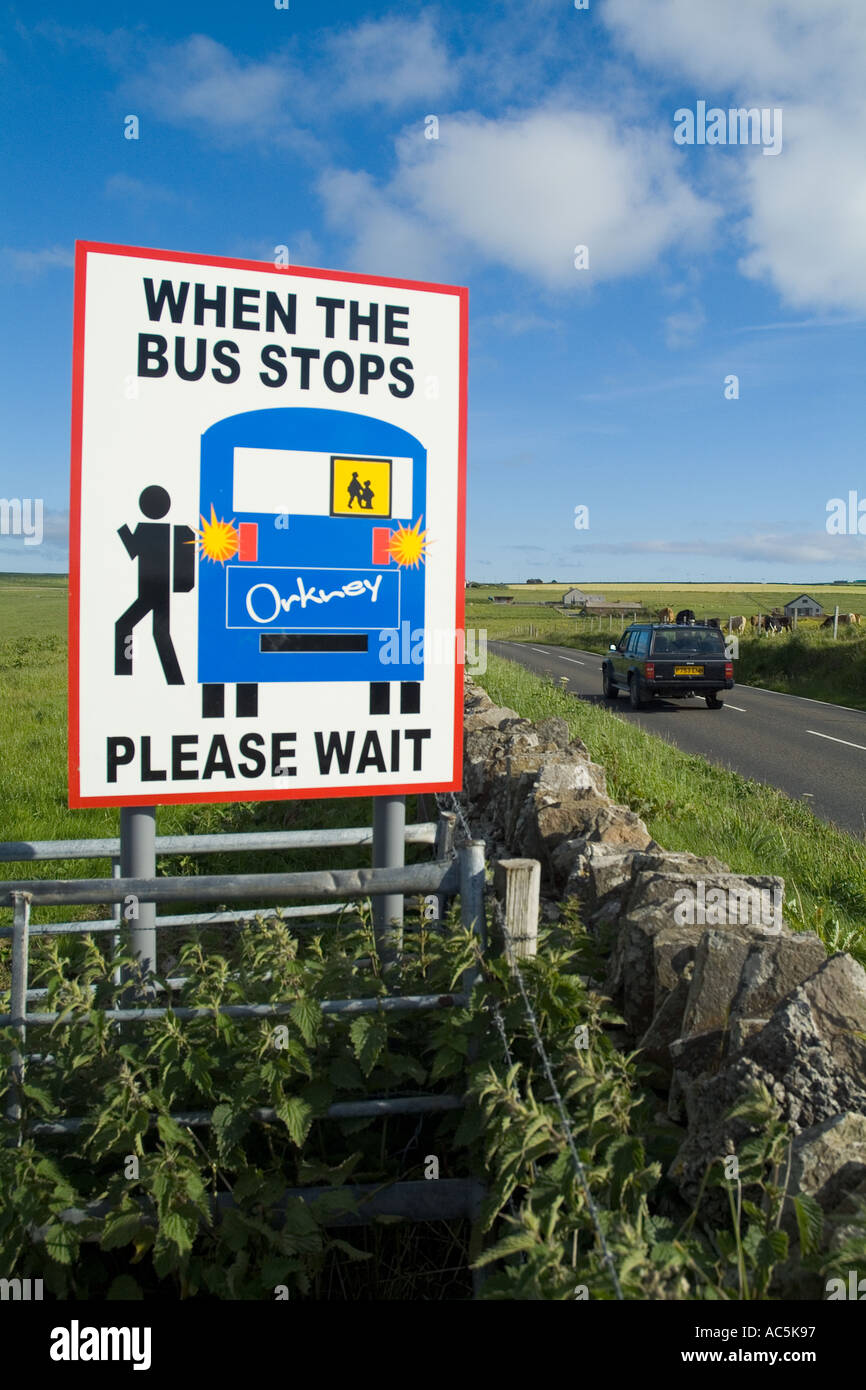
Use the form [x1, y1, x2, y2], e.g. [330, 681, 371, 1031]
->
[372, 527, 392, 564]
[725, 662, 734, 679]
[645, 662, 655, 679]
[238, 522, 258, 562]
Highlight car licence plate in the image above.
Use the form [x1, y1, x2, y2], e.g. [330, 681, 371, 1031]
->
[674, 665, 704, 676]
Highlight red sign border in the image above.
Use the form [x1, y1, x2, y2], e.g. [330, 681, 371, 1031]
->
[68, 241, 467, 808]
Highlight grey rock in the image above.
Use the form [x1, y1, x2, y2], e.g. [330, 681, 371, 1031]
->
[731, 932, 826, 1024]
[729, 1017, 769, 1053]
[669, 955, 866, 1207]
[534, 716, 573, 751]
[463, 705, 523, 732]
[606, 914, 705, 1038]
[744, 953, 866, 1132]
[638, 960, 695, 1074]
[681, 928, 765, 1038]
[630, 848, 729, 878]
[787, 1113, 866, 1217]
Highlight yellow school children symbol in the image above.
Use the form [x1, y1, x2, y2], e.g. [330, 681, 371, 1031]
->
[330, 456, 392, 517]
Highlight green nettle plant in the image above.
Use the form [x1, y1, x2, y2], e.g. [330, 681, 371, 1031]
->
[0, 902, 836, 1300]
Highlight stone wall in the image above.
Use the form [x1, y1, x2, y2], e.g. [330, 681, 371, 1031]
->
[463, 678, 866, 1287]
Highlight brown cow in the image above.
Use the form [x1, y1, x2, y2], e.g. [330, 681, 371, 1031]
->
[728, 616, 747, 633]
[658, 607, 675, 623]
[822, 613, 861, 627]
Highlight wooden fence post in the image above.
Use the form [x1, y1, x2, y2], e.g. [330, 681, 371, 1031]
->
[494, 859, 540, 967]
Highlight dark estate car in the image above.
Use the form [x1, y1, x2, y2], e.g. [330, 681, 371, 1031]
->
[602, 622, 735, 710]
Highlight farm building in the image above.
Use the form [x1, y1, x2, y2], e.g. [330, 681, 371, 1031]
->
[488, 594, 515, 604]
[562, 588, 606, 607]
[783, 594, 824, 619]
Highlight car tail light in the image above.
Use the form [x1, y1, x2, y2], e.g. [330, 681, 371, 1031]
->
[372, 527, 392, 564]
[645, 663, 655, 679]
[725, 662, 734, 679]
[238, 522, 258, 561]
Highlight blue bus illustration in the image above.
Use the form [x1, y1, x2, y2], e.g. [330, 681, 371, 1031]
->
[196, 407, 427, 718]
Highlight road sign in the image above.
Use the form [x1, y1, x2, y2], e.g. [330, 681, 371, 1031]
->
[69, 242, 467, 807]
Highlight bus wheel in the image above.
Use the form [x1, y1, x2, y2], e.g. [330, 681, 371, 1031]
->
[400, 682, 421, 714]
[202, 684, 225, 718]
[236, 684, 258, 717]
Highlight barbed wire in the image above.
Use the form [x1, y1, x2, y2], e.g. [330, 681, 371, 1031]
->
[434, 789, 474, 848]
[489, 898, 624, 1301]
[434, 785, 623, 1298]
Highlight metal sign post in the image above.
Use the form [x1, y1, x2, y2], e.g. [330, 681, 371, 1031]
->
[120, 805, 157, 983]
[372, 795, 405, 973]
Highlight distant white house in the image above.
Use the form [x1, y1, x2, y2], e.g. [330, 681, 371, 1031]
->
[563, 588, 605, 607]
[783, 594, 824, 619]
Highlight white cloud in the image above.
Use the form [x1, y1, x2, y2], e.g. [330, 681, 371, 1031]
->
[579, 532, 866, 565]
[138, 34, 287, 128]
[324, 15, 458, 109]
[737, 104, 866, 311]
[104, 174, 181, 204]
[605, 0, 866, 312]
[2, 246, 73, 278]
[664, 301, 706, 349]
[319, 108, 719, 287]
[123, 35, 320, 156]
[604, 0, 866, 97]
[475, 311, 560, 337]
[316, 167, 455, 281]
[116, 17, 456, 152]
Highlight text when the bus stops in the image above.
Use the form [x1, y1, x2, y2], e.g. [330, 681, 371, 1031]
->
[135, 278, 416, 397]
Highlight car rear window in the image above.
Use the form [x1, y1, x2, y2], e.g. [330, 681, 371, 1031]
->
[651, 629, 726, 656]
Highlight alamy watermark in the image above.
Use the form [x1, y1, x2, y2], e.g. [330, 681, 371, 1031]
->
[1, 1276, 43, 1300]
[826, 1271, 866, 1299]
[826, 492, 866, 535]
[0, 497, 43, 545]
[378, 623, 487, 674]
[49, 1322, 151, 1370]
[674, 103, 783, 157]
[673, 882, 782, 933]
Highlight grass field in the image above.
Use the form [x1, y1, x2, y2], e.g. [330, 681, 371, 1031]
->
[478, 654, 866, 960]
[466, 584, 866, 709]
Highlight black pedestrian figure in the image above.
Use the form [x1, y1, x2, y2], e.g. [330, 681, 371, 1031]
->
[115, 485, 194, 686]
[360, 480, 375, 509]
[346, 471, 363, 509]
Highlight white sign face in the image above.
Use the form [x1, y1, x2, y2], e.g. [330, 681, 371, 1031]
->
[69, 242, 467, 807]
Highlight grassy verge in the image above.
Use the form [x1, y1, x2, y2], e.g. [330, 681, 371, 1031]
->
[733, 630, 866, 710]
[477, 654, 866, 960]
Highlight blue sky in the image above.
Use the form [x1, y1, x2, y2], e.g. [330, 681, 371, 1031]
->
[1, 0, 865, 581]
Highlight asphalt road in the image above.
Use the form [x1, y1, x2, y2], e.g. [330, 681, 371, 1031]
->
[489, 640, 866, 839]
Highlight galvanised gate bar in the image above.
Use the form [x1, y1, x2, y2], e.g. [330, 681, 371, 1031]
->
[0, 819, 489, 1236]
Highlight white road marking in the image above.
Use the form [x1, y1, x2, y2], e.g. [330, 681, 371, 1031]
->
[530, 647, 548, 654]
[808, 730, 866, 752]
[725, 704, 748, 712]
[559, 656, 585, 665]
[748, 686, 866, 715]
